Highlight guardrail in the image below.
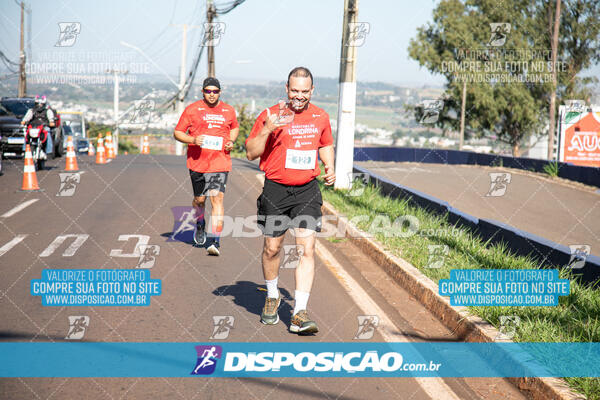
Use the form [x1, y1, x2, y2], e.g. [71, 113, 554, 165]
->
[354, 164, 600, 284]
[353, 147, 600, 189]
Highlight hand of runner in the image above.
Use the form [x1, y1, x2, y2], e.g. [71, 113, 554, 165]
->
[263, 108, 287, 134]
[193, 135, 205, 146]
[224, 140, 234, 152]
[322, 165, 336, 186]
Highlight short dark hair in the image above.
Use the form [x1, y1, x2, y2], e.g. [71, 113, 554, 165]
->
[287, 66, 313, 86]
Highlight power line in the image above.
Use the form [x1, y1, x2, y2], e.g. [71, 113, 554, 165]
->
[160, 0, 247, 109]
[214, 0, 247, 14]
[0, 50, 19, 73]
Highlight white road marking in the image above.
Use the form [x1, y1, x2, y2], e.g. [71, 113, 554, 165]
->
[0, 234, 28, 257]
[1, 199, 39, 218]
[39, 234, 89, 257]
[110, 234, 150, 257]
[315, 241, 462, 400]
[254, 172, 460, 399]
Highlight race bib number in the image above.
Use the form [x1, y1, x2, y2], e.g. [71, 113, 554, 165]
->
[201, 135, 223, 151]
[285, 149, 317, 170]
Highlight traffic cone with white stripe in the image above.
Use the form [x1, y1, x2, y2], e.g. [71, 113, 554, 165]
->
[64, 136, 79, 171]
[88, 143, 95, 156]
[96, 134, 107, 164]
[105, 131, 115, 159]
[141, 135, 150, 154]
[21, 144, 40, 191]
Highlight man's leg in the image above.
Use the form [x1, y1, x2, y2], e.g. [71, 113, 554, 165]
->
[192, 195, 207, 245]
[206, 192, 224, 254]
[289, 227, 319, 334]
[292, 228, 316, 311]
[260, 234, 285, 324]
[262, 234, 285, 281]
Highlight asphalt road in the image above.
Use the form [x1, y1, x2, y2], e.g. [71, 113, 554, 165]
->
[357, 161, 600, 257]
[0, 155, 526, 399]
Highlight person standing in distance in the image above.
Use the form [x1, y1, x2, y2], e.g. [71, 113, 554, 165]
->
[246, 67, 335, 334]
[174, 77, 239, 256]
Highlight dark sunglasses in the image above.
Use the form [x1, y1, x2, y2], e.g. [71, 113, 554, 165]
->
[203, 89, 220, 94]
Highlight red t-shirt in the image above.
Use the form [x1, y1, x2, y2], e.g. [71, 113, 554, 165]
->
[246, 102, 333, 186]
[175, 100, 239, 173]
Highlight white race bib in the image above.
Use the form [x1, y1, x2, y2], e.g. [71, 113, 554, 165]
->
[201, 135, 223, 151]
[285, 149, 317, 170]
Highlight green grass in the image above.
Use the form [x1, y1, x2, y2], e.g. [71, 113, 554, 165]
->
[543, 161, 560, 177]
[319, 181, 600, 399]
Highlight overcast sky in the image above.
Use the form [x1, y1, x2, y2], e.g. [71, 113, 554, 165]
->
[0, 0, 598, 88]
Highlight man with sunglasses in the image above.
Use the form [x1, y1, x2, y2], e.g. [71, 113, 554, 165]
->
[246, 67, 335, 334]
[174, 77, 239, 256]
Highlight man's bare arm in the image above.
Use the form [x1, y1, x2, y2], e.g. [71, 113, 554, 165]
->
[224, 127, 239, 152]
[174, 130, 203, 146]
[319, 145, 335, 186]
[246, 109, 285, 160]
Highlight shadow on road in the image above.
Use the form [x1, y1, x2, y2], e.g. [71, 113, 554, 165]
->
[160, 231, 197, 246]
[212, 281, 294, 325]
[0, 330, 68, 342]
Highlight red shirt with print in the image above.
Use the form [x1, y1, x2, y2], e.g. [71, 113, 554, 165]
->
[246, 103, 333, 186]
[175, 100, 239, 173]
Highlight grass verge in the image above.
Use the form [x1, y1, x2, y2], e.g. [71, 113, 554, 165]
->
[320, 181, 600, 399]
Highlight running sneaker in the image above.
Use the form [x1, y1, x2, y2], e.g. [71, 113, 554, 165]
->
[290, 310, 318, 334]
[193, 221, 206, 246]
[206, 241, 220, 256]
[260, 295, 281, 325]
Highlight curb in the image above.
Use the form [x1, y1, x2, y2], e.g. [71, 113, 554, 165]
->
[321, 200, 585, 400]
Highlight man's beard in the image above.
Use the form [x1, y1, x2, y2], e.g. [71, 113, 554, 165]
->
[205, 97, 218, 106]
[290, 98, 309, 111]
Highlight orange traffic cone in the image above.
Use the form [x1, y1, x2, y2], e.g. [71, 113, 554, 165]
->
[88, 143, 95, 156]
[21, 144, 40, 191]
[141, 135, 150, 154]
[64, 136, 79, 171]
[96, 134, 107, 164]
[105, 132, 115, 159]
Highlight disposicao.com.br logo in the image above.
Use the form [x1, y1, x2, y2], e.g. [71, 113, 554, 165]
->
[190, 344, 442, 377]
[223, 351, 441, 373]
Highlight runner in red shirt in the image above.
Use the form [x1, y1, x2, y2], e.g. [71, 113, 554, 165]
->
[246, 67, 335, 334]
[174, 77, 239, 256]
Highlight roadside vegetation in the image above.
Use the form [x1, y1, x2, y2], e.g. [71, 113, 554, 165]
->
[320, 181, 600, 399]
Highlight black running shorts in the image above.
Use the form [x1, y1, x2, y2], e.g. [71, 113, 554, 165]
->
[189, 170, 228, 197]
[257, 178, 323, 237]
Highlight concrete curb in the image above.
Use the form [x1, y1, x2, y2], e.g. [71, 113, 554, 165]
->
[321, 200, 585, 400]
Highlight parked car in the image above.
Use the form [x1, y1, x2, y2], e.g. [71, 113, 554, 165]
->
[60, 111, 89, 154]
[0, 97, 63, 158]
[62, 125, 90, 153]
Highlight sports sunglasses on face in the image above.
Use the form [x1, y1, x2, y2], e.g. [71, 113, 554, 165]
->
[203, 89, 220, 94]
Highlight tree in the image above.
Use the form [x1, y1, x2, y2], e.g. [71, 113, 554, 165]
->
[232, 104, 255, 155]
[408, 0, 600, 157]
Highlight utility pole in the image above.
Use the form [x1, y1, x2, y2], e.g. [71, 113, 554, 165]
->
[18, 0, 26, 97]
[207, 0, 216, 77]
[171, 24, 202, 156]
[26, 4, 31, 63]
[547, 0, 561, 161]
[107, 69, 127, 155]
[334, 0, 359, 190]
[459, 80, 466, 150]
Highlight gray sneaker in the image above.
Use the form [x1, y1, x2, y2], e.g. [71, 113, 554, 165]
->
[290, 310, 318, 334]
[260, 295, 281, 325]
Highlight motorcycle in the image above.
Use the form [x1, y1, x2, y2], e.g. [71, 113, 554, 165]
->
[25, 124, 50, 170]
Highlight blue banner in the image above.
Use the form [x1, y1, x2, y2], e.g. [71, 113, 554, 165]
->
[30, 269, 161, 306]
[439, 269, 569, 306]
[1, 342, 598, 378]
